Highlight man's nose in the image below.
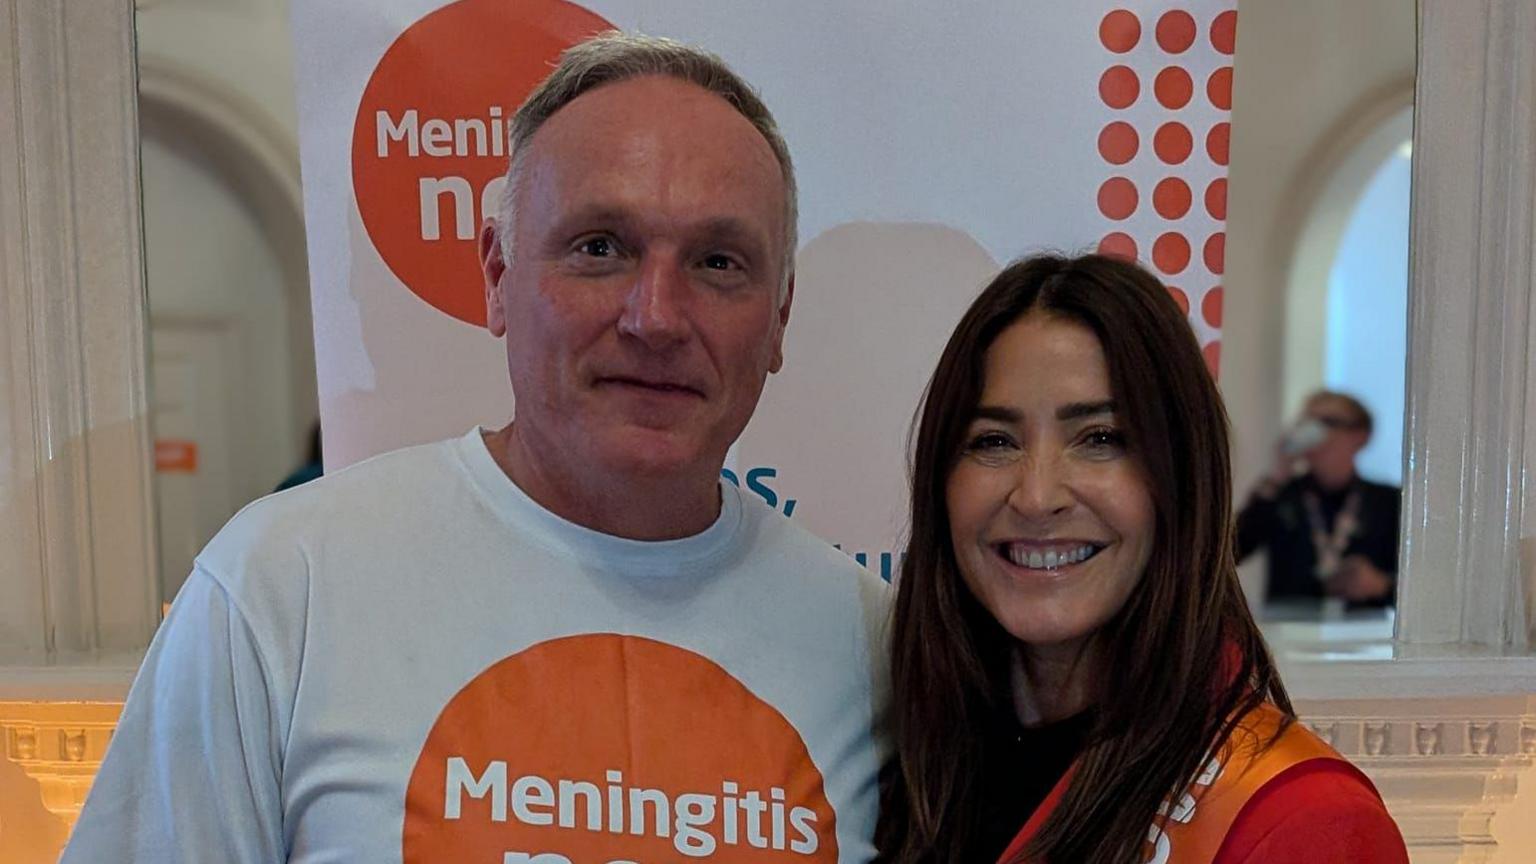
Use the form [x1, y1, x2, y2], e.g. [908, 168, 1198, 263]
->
[618, 255, 692, 348]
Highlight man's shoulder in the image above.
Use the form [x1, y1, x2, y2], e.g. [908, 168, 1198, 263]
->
[197, 435, 470, 580]
[735, 492, 892, 596]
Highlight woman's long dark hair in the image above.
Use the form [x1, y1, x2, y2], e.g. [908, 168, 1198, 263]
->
[876, 254, 1290, 863]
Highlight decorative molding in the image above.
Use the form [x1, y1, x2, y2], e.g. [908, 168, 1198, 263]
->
[1297, 693, 1536, 861]
[0, 701, 122, 830]
[0, 0, 160, 662]
[1400, 0, 1536, 646]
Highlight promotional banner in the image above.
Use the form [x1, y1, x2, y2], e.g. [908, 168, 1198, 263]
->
[293, 0, 1236, 579]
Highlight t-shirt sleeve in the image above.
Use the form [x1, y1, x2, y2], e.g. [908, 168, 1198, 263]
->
[1214, 760, 1409, 864]
[61, 566, 286, 863]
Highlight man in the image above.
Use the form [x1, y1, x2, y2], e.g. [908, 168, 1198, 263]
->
[65, 33, 887, 863]
[1236, 390, 1399, 609]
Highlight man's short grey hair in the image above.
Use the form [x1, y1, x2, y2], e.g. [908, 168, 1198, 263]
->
[496, 31, 798, 295]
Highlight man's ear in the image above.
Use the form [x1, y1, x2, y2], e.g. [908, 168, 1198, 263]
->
[769, 273, 794, 374]
[480, 218, 508, 337]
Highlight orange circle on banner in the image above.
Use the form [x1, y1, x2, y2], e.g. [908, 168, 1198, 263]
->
[1100, 10, 1142, 53]
[1153, 232, 1191, 275]
[1167, 285, 1190, 315]
[1208, 67, 1235, 110]
[1153, 177, 1192, 219]
[1098, 122, 1140, 164]
[1154, 122, 1194, 164]
[1205, 178, 1228, 219]
[1203, 286, 1225, 327]
[352, 0, 615, 327]
[1205, 232, 1227, 274]
[1099, 232, 1138, 261]
[1204, 339, 1222, 376]
[1155, 67, 1194, 109]
[402, 634, 839, 862]
[1207, 122, 1231, 166]
[1211, 10, 1239, 55]
[1099, 66, 1141, 109]
[1156, 10, 1197, 54]
[1098, 177, 1139, 220]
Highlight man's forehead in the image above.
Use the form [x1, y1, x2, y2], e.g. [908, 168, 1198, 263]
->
[515, 76, 786, 233]
[531, 75, 780, 174]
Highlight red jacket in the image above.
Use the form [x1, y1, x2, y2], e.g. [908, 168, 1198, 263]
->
[1212, 759, 1407, 863]
[999, 705, 1408, 863]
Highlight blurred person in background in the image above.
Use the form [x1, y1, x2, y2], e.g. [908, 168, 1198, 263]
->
[1236, 391, 1399, 609]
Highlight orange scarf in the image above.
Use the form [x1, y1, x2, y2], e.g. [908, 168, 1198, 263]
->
[997, 703, 1365, 863]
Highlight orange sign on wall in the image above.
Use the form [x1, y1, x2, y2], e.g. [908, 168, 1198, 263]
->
[154, 439, 199, 473]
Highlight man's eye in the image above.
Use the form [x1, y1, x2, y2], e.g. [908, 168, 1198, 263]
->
[702, 253, 740, 271]
[577, 236, 615, 257]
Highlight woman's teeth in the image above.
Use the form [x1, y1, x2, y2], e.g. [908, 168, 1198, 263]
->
[1004, 543, 1101, 570]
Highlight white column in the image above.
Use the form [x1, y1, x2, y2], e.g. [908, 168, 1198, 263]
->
[1398, 0, 1536, 646]
[0, 0, 160, 666]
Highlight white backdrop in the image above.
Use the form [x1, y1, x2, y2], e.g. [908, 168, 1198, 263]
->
[293, 0, 1237, 577]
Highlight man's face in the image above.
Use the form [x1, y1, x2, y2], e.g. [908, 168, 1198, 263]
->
[482, 75, 792, 482]
[1301, 395, 1369, 475]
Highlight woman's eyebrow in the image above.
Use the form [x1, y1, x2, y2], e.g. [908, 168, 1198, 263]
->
[1056, 400, 1116, 421]
[972, 405, 1022, 423]
[971, 401, 1116, 423]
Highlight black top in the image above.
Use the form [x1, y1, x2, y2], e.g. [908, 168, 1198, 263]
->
[961, 709, 1094, 863]
[1235, 473, 1400, 608]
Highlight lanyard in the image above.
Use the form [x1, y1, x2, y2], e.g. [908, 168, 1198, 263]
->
[1302, 486, 1362, 582]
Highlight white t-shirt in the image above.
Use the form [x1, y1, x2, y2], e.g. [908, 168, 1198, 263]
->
[64, 430, 890, 864]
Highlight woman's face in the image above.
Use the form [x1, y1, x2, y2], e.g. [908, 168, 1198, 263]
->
[945, 312, 1156, 660]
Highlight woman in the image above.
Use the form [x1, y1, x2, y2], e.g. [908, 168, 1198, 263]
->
[876, 254, 1406, 863]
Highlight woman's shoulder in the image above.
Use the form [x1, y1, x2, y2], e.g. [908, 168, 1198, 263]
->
[1212, 756, 1409, 864]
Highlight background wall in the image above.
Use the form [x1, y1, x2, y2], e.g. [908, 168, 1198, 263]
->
[134, 0, 316, 600]
[1224, 0, 1415, 495]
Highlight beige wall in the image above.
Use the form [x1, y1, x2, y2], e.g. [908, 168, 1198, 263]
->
[1224, 0, 1416, 495]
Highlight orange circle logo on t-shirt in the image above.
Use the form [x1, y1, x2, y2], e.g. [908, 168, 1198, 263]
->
[402, 634, 839, 863]
[352, 0, 614, 327]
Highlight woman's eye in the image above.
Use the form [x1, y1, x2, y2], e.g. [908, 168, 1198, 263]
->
[966, 431, 1014, 452]
[1080, 427, 1127, 453]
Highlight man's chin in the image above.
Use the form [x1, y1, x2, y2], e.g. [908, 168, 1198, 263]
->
[590, 429, 713, 479]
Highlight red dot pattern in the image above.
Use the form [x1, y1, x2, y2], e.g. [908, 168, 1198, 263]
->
[1100, 9, 1142, 53]
[1211, 10, 1238, 54]
[1202, 286, 1224, 328]
[1153, 232, 1192, 274]
[1154, 177, 1192, 219]
[1204, 178, 1227, 219]
[1100, 65, 1140, 109]
[1095, 7, 1235, 377]
[1155, 67, 1194, 109]
[1207, 67, 1234, 110]
[1098, 177, 1139, 220]
[1098, 121, 1140, 165]
[1099, 232, 1138, 261]
[1204, 232, 1226, 274]
[1154, 122, 1193, 164]
[1203, 340, 1222, 376]
[1207, 122, 1231, 165]
[1156, 11, 1197, 54]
